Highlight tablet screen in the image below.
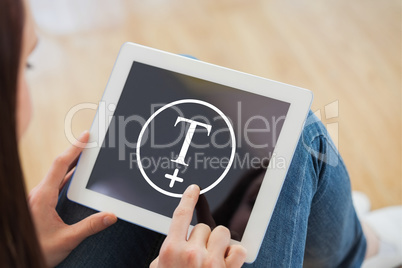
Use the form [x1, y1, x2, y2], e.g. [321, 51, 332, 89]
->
[86, 61, 290, 240]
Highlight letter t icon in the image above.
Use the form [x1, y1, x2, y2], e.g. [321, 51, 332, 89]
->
[171, 116, 212, 166]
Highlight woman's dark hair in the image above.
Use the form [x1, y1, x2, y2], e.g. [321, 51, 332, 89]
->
[0, 1, 46, 267]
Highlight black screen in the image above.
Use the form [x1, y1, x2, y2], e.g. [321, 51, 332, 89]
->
[86, 61, 290, 240]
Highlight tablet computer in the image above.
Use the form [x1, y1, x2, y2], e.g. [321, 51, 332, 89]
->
[68, 42, 312, 263]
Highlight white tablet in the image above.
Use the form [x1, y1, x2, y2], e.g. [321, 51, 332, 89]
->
[68, 42, 312, 263]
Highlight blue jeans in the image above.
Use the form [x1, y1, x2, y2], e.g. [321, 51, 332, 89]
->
[56, 112, 366, 267]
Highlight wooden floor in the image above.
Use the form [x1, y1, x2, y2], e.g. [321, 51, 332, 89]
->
[21, 0, 401, 209]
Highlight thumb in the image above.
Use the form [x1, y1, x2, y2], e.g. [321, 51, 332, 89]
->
[68, 212, 117, 247]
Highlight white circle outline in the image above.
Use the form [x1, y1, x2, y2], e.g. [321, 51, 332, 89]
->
[136, 99, 236, 198]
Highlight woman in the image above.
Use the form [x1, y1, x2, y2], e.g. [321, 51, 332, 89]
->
[2, 0, 399, 267]
[0, 0, 246, 267]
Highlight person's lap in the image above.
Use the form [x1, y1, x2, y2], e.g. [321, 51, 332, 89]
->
[56, 191, 165, 267]
[56, 111, 366, 267]
[246, 112, 366, 267]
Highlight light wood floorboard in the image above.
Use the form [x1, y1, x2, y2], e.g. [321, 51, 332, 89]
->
[21, 0, 401, 209]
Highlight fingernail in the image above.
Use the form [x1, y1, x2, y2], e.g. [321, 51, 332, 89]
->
[188, 184, 199, 191]
[103, 215, 117, 226]
[79, 130, 89, 139]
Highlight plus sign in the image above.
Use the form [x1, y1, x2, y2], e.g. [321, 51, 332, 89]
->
[164, 168, 184, 188]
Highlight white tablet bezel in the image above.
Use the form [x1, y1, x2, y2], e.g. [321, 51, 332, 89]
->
[67, 42, 312, 263]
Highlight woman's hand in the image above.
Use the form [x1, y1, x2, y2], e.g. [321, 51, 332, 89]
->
[150, 185, 247, 268]
[28, 131, 117, 267]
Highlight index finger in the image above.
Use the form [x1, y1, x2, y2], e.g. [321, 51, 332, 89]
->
[168, 185, 200, 241]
